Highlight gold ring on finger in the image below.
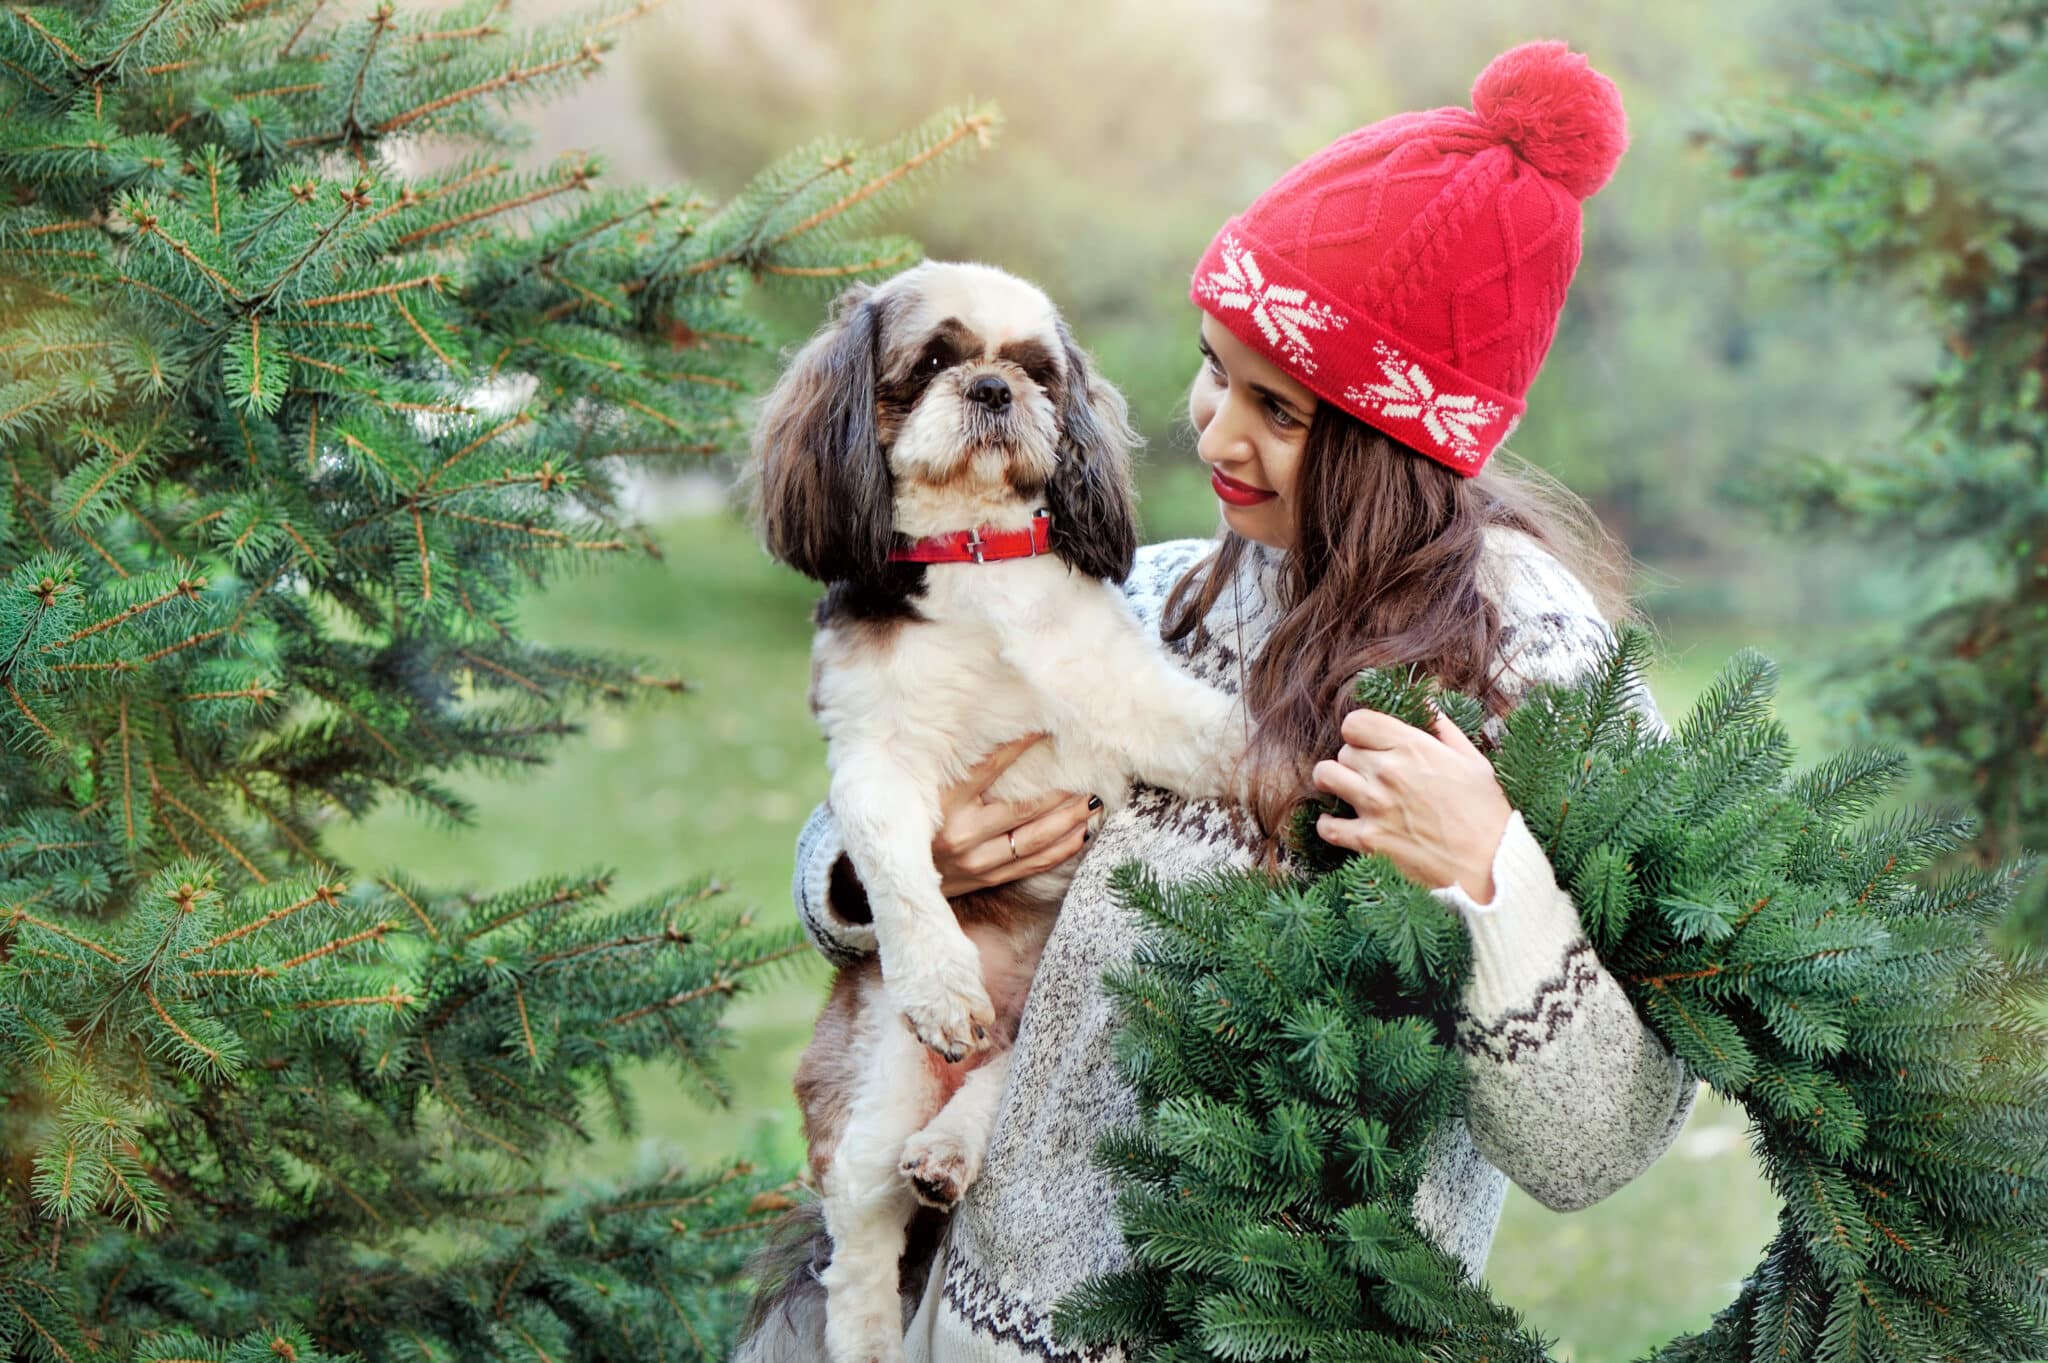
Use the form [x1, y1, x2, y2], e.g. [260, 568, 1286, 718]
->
[1007, 830, 1020, 861]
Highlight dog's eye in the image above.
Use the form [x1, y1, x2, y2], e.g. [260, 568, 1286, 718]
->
[923, 353, 946, 373]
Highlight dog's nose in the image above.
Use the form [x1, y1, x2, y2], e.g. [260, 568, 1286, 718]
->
[965, 375, 1011, 411]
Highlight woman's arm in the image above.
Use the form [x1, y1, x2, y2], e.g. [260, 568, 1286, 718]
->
[1430, 585, 1698, 1212]
[1430, 804, 1699, 1211]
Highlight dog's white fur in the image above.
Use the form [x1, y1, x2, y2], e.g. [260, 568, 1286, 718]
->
[748, 260, 1246, 1363]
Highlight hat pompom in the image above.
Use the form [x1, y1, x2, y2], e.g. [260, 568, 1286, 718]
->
[1470, 40, 1628, 199]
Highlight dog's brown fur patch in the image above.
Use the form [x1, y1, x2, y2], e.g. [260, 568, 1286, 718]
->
[792, 962, 881, 1188]
[793, 882, 1059, 1191]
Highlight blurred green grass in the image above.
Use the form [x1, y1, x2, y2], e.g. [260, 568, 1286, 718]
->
[327, 491, 1861, 1363]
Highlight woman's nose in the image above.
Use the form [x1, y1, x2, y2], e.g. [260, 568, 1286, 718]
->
[1196, 395, 1252, 463]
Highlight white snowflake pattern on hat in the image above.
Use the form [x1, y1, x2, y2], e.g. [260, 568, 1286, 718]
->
[1344, 342, 1505, 463]
[1197, 235, 1347, 374]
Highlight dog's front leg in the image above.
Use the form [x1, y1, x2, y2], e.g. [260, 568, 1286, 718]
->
[1003, 603, 1248, 802]
[832, 756, 995, 1061]
[1115, 660, 1249, 801]
[820, 1017, 943, 1363]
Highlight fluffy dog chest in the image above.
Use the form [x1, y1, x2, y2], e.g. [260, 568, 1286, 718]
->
[811, 558, 1142, 800]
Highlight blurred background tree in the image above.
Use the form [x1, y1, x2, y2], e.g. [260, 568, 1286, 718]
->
[1706, 0, 2048, 952]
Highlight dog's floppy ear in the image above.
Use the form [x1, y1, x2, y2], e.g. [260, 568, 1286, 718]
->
[748, 284, 894, 583]
[1046, 319, 1140, 583]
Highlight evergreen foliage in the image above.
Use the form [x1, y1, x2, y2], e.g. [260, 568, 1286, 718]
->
[0, 0, 991, 1354]
[1705, 0, 2048, 944]
[1054, 625, 2048, 1363]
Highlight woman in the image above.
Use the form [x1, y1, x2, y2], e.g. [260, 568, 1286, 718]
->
[784, 40, 1698, 1362]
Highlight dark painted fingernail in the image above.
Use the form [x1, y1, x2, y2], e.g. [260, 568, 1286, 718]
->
[1087, 795, 1103, 810]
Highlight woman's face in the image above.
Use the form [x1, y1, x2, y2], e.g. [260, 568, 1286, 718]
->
[1188, 311, 1318, 551]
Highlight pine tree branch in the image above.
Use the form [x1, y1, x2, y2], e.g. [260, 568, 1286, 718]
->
[5, 681, 60, 743]
[393, 160, 591, 248]
[8, 8, 86, 67]
[373, 42, 598, 136]
[178, 882, 343, 959]
[127, 207, 241, 301]
[416, 412, 531, 491]
[96, 0, 180, 78]
[685, 110, 993, 280]
[760, 248, 918, 279]
[377, 876, 439, 939]
[252, 188, 369, 308]
[71, 523, 130, 578]
[141, 980, 221, 1064]
[293, 987, 414, 1011]
[298, 274, 447, 308]
[419, 504, 628, 552]
[417, 1034, 520, 1157]
[66, 421, 162, 523]
[461, 875, 607, 941]
[149, 779, 269, 884]
[451, 647, 545, 696]
[7, 899, 124, 963]
[604, 942, 807, 1027]
[191, 921, 393, 977]
[277, 0, 329, 59]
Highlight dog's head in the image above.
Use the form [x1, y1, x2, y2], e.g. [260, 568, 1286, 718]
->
[748, 260, 1140, 586]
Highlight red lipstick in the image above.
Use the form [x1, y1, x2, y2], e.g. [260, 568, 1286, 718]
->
[1210, 468, 1277, 507]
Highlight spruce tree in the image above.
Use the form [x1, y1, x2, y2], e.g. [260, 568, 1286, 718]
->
[0, 0, 991, 1355]
[1703, 0, 2048, 946]
[1055, 627, 2048, 1363]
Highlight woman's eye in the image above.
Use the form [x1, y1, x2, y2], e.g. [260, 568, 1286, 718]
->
[1267, 401, 1297, 429]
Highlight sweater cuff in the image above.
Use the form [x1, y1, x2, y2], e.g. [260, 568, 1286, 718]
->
[794, 804, 880, 962]
[1429, 809, 1588, 1022]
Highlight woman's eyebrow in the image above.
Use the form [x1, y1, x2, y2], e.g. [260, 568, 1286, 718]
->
[1200, 334, 1308, 417]
[1253, 383, 1309, 418]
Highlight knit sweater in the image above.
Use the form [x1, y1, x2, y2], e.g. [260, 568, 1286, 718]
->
[788, 526, 1701, 1362]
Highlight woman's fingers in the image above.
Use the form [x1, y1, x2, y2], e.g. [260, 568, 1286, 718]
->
[990, 795, 1094, 882]
[939, 793, 1095, 892]
[1017, 820, 1089, 877]
[1312, 758, 1377, 812]
[971, 793, 1090, 871]
[940, 786, 1075, 856]
[1008, 793, 1095, 859]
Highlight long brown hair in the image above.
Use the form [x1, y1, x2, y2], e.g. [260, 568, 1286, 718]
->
[1161, 401, 1652, 857]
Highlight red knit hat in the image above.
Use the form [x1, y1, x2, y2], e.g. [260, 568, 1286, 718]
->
[1189, 40, 1628, 477]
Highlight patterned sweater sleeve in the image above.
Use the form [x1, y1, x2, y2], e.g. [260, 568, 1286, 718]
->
[1425, 536, 1700, 1212]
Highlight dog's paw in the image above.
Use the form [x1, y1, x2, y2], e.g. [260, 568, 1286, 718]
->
[899, 1128, 980, 1212]
[885, 934, 994, 1062]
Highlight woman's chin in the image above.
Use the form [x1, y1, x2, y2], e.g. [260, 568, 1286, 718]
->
[1220, 498, 1289, 550]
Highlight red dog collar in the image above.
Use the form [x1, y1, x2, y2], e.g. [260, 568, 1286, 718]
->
[888, 510, 1053, 565]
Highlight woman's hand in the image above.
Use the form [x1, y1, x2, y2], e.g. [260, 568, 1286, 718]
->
[935, 733, 1100, 897]
[1310, 703, 1514, 904]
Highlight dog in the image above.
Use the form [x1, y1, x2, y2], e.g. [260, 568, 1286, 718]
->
[736, 260, 1248, 1363]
